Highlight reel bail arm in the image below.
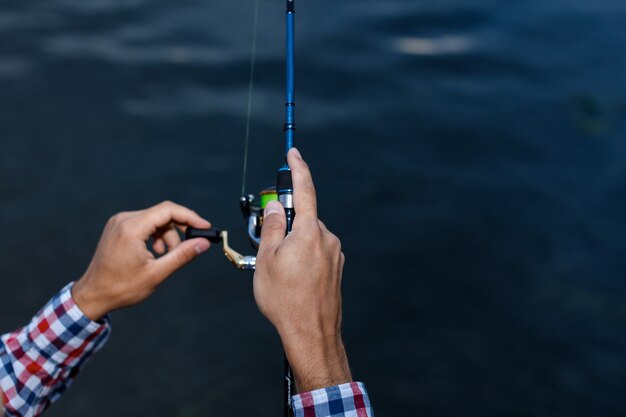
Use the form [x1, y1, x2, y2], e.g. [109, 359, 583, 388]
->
[185, 227, 256, 270]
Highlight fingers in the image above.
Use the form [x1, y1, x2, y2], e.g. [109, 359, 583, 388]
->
[319, 219, 344, 282]
[287, 148, 318, 224]
[258, 201, 287, 258]
[151, 238, 211, 282]
[130, 201, 211, 239]
[151, 223, 183, 254]
[152, 238, 166, 254]
[161, 225, 182, 250]
[338, 252, 346, 284]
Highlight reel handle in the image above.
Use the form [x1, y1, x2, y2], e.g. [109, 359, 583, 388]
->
[185, 227, 223, 244]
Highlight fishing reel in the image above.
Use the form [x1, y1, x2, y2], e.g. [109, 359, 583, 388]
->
[185, 186, 279, 271]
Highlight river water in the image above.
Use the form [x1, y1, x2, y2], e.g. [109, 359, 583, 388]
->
[1, 0, 625, 416]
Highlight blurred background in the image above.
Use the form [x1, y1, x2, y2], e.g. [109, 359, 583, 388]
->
[1, 0, 626, 415]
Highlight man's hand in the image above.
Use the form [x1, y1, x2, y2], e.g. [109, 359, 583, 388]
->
[72, 201, 212, 321]
[254, 148, 352, 393]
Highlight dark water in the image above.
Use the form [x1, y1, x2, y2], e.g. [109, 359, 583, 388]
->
[1, 0, 626, 416]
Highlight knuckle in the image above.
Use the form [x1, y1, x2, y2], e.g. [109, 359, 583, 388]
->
[301, 222, 321, 242]
[255, 251, 271, 268]
[159, 200, 175, 209]
[263, 216, 285, 230]
[325, 232, 341, 252]
[108, 213, 123, 225]
[265, 224, 283, 234]
[304, 218, 321, 231]
[117, 219, 134, 237]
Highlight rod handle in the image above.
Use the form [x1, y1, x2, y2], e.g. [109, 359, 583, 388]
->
[277, 167, 295, 234]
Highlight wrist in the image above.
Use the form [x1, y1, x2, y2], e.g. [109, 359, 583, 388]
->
[282, 332, 353, 393]
[72, 278, 108, 322]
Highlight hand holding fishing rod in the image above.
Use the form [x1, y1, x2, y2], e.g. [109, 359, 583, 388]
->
[184, 0, 358, 413]
[0, 0, 375, 414]
[255, 148, 353, 392]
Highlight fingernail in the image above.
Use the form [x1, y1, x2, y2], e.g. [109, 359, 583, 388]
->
[290, 147, 302, 159]
[194, 240, 211, 254]
[264, 201, 282, 217]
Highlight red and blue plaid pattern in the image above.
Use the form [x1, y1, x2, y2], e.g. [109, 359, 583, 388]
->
[293, 382, 373, 417]
[1, 284, 372, 417]
[1, 283, 110, 417]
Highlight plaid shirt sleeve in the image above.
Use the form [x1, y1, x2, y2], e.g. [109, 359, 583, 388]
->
[0, 283, 111, 417]
[292, 382, 374, 417]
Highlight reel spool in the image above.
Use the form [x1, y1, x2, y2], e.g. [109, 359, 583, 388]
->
[239, 186, 278, 249]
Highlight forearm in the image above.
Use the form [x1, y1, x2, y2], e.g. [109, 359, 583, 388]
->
[283, 334, 373, 417]
[0, 283, 110, 417]
[282, 333, 352, 393]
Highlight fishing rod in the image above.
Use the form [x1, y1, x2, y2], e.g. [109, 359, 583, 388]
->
[186, 0, 296, 269]
[280, 2, 296, 415]
[186, 0, 297, 415]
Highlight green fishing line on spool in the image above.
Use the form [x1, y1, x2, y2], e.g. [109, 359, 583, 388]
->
[260, 188, 278, 209]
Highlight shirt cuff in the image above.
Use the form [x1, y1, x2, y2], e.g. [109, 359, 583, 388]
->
[20, 282, 111, 367]
[292, 382, 374, 417]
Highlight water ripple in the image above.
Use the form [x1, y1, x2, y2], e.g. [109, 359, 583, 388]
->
[392, 35, 476, 56]
[43, 35, 231, 65]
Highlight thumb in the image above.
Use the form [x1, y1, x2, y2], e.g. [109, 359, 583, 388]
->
[258, 201, 287, 257]
[151, 238, 210, 281]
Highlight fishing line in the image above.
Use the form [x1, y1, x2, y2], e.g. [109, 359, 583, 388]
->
[241, 0, 261, 196]
[190, 1, 297, 414]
